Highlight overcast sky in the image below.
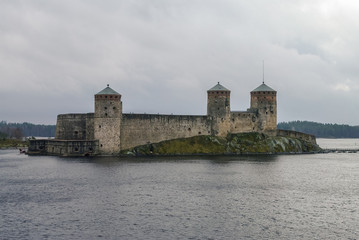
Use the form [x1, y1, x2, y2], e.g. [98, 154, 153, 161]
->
[1, 0, 359, 125]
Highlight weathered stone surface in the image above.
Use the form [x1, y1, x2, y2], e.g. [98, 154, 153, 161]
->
[28, 139, 99, 157]
[55, 113, 94, 140]
[94, 90, 122, 155]
[120, 114, 212, 150]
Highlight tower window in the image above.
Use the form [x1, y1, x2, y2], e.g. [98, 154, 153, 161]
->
[113, 107, 116, 110]
[99, 125, 101, 128]
[104, 107, 107, 110]
[105, 113, 108, 116]
[188, 128, 191, 131]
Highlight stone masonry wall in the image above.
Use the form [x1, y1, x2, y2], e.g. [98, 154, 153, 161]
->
[207, 91, 230, 117]
[277, 129, 317, 144]
[28, 139, 99, 156]
[94, 94, 122, 155]
[230, 111, 258, 133]
[250, 92, 277, 131]
[120, 114, 212, 150]
[55, 113, 94, 140]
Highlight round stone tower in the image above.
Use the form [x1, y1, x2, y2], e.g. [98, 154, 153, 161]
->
[94, 84, 122, 155]
[207, 82, 231, 118]
[250, 82, 277, 132]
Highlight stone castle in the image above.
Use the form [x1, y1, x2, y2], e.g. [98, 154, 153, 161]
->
[29, 82, 316, 156]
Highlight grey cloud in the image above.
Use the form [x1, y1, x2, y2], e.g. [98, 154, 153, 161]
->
[0, 0, 358, 125]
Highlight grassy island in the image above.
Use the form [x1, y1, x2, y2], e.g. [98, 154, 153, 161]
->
[0, 139, 29, 149]
[121, 132, 321, 156]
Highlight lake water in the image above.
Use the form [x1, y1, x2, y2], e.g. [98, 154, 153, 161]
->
[0, 139, 358, 239]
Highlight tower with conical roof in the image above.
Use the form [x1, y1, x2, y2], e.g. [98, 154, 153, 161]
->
[207, 82, 231, 118]
[94, 84, 122, 155]
[250, 83, 277, 132]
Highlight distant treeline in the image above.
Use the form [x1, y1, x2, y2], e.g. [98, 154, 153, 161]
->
[0, 121, 56, 138]
[278, 121, 359, 138]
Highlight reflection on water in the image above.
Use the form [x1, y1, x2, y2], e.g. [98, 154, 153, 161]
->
[0, 147, 358, 239]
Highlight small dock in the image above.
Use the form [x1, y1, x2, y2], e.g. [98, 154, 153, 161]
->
[321, 148, 359, 153]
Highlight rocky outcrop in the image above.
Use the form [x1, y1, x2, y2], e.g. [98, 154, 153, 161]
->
[120, 132, 321, 156]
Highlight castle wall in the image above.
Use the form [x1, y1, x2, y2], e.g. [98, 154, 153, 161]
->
[28, 139, 99, 156]
[55, 113, 94, 140]
[86, 117, 94, 140]
[277, 129, 317, 144]
[210, 117, 230, 137]
[230, 111, 258, 133]
[120, 114, 211, 150]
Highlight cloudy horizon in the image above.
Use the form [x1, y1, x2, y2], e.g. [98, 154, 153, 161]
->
[1, 0, 359, 125]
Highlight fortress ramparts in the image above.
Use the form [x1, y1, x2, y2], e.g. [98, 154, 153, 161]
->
[28, 82, 316, 156]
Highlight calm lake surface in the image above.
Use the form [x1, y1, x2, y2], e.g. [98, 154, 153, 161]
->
[1, 139, 358, 239]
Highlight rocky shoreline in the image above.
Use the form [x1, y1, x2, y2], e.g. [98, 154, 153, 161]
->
[120, 132, 321, 157]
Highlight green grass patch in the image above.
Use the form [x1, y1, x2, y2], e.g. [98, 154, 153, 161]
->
[121, 132, 321, 156]
[0, 139, 29, 149]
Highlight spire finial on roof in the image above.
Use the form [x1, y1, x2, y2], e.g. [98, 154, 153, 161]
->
[96, 85, 120, 95]
[208, 82, 230, 91]
[262, 60, 264, 84]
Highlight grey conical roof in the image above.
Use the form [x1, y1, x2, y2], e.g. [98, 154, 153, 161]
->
[96, 85, 120, 95]
[208, 82, 230, 91]
[251, 83, 276, 92]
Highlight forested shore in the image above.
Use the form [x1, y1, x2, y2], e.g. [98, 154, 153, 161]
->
[278, 121, 359, 138]
[0, 121, 55, 139]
